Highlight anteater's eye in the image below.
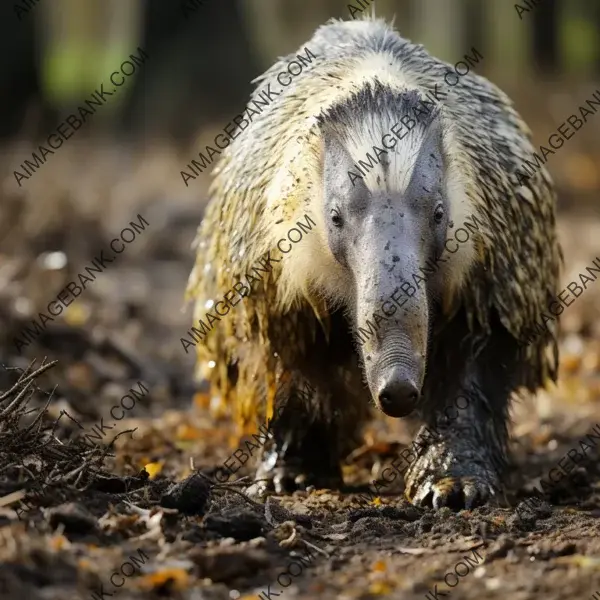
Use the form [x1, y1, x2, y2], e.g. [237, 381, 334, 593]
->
[331, 207, 343, 228]
[434, 203, 444, 224]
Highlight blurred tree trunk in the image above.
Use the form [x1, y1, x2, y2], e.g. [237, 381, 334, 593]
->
[532, 0, 559, 74]
[0, 2, 40, 138]
[596, 1, 600, 74]
[559, 0, 599, 77]
[137, 0, 262, 139]
[413, 0, 464, 62]
[463, 0, 485, 70]
[486, 0, 529, 84]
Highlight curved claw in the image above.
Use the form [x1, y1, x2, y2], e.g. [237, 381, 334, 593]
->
[246, 479, 269, 499]
[410, 476, 496, 510]
[248, 462, 343, 497]
[462, 478, 496, 510]
[245, 466, 300, 497]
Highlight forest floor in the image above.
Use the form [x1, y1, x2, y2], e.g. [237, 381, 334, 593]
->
[0, 143, 599, 600]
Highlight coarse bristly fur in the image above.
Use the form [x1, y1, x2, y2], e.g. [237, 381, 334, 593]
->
[185, 16, 562, 507]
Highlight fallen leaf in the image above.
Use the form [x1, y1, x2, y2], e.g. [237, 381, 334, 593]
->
[138, 568, 190, 590]
[49, 535, 68, 551]
[63, 303, 90, 326]
[373, 560, 387, 572]
[369, 581, 394, 595]
[560, 353, 581, 374]
[555, 555, 600, 569]
[193, 392, 211, 409]
[176, 423, 203, 441]
[143, 462, 163, 479]
[174, 440, 196, 451]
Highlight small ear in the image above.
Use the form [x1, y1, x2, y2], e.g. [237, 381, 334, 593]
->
[406, 115, 446, 195]
[320, 127, 367, 194]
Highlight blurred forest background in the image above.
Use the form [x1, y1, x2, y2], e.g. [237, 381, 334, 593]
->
[0, 0, 598, 416]
[1, 5, 600, 599]
[2, 0, 600, 199]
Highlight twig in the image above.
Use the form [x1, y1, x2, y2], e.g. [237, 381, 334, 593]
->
[0, 380, 35, 417]
[301, 539, 331, 558]
[195, 471, 265, 510]
[0, 360, 57, 402]
[0, 489, 26, 508]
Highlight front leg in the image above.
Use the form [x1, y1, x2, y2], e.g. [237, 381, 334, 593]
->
[248, 368, 370, 496]
[404, 314, 518, 509]
[404, 379, 506, 509]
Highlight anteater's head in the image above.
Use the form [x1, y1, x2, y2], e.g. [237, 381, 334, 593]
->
[311, 83, 478, 418]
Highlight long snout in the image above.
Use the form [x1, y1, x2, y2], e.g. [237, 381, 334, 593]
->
[353, 224, 428, 417]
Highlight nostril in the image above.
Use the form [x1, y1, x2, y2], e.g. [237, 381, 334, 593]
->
[379, 392, 392, 405]
[378, 380, 419, 403]
[377, 377, 420, 417]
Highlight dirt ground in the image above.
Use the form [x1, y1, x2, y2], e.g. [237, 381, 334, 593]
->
[0, 141, 600, 600]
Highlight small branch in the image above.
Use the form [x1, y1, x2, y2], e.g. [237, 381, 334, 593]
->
[0, 360, 57, 403]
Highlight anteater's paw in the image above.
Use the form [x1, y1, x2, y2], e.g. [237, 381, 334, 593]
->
[246, 453, 343, 497]
[404, 442, 500, 510]
[406, 474, 497, 510]
[245, 466, 305, 497]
